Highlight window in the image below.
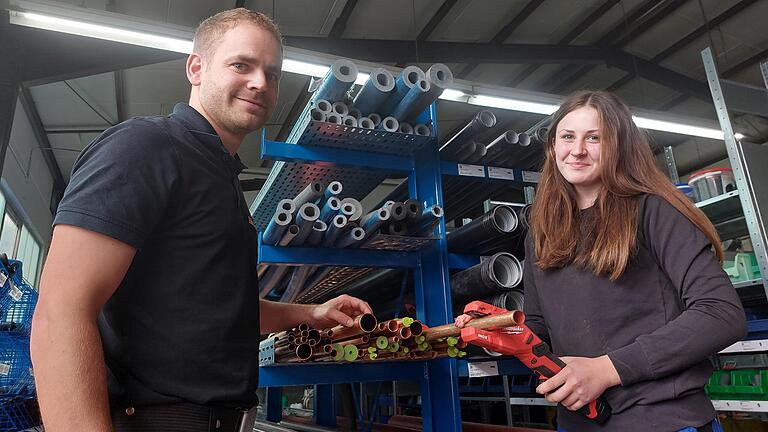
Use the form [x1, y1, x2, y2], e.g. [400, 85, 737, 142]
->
[0, 194, 43, 286]
[17, 226, 41, 286]
[0, 212, 19, 259]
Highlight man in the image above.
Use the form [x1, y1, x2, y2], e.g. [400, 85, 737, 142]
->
[30, 9, 372, 432]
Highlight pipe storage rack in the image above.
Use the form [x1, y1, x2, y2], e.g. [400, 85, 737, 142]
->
[254, 93, 543, 429]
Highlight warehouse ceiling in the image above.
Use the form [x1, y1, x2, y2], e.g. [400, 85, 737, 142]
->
[8, 0, 768, 203]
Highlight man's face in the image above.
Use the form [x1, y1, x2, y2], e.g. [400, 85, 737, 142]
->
[197, 23, 282, 136]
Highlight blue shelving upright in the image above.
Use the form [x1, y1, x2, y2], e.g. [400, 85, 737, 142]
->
[255, 104, 464, 431]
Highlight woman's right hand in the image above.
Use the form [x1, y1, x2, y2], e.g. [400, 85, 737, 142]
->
[454, 314, 474, 328]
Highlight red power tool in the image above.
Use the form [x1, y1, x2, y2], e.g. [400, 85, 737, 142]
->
[459, 300, 612, 425]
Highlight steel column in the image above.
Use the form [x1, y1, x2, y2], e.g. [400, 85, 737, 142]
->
[313, 384, 336, 427]
[701, 47, 768, 298]
[408, 105, 462, 431]
[664, 146, 680, 184]
[266, 387, 283, 423]
[0, 14, 20, 181]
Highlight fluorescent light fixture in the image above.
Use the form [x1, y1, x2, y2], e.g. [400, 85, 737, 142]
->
[281, 59, 328, 78]
[439, 89, 469, 102]
[735, 133, 745, 140]
[632, 116, 726, 140]
[469, 95, 559, 115]
[8, 7, 741, 142]
[10, 10, 193, 53]
[355, 73, 370, 86]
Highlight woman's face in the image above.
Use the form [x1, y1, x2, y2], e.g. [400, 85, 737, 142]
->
[553, 106, 603, 203]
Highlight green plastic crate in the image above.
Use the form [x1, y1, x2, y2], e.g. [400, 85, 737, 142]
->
[723, 252, 761, 282]
[706, 370, 768, 401]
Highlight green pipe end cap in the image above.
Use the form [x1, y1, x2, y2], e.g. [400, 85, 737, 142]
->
[344, 345, 359, 362]
[376, 336, 389, 349]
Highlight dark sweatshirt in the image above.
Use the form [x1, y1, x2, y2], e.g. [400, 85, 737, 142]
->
[523, 194, 747, 432]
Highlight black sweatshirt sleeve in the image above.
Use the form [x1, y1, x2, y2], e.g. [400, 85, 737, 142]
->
[523, 234, 551, 345]
[608, 195, 747, 386]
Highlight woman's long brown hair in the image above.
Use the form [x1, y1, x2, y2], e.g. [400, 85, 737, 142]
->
[530, 91, 723, 280]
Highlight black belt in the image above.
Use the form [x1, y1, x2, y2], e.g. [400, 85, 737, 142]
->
[112, 402, 252, 432]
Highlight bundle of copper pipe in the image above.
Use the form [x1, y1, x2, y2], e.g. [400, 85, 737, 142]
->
[264, 312, 501, 364]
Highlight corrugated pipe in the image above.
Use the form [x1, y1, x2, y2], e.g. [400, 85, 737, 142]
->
[450, 252, 523, 300]
[447, 205, 519, 253]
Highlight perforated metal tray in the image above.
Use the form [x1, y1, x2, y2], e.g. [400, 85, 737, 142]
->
[297, 121, 431, 156]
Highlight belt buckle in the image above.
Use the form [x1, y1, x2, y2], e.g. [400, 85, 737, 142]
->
[236, 406, 257, 432]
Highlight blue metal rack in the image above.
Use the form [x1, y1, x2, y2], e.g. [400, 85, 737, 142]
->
[256, 104, 467, 431]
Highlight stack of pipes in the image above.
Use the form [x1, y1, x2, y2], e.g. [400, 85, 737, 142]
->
[299, 59, 453, 137]
[262, 313, 470, 363]
[358, 199, 443, 239]
[438, 110, 549, 167]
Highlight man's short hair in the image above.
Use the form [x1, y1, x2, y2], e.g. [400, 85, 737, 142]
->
[193, 8, 283, 58]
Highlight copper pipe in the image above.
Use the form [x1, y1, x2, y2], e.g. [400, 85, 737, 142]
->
[376, 322, 387, 332]
[308, 339, 318, 347]
[409, 321, 423, 336]
[323, 345, 334, 354]
[398, 327, 412, 339]
[298, 323, 310, 332]
[307, 329, 321, 342]
[322, 329, 334, 339]
[330, 313, 378, 340]
[424, 310, 525, 341]
[337, 334, 370, 346]
[300, 330, 309, 338]
[274, 344, 297, 356]
[295, 343, 313, 361]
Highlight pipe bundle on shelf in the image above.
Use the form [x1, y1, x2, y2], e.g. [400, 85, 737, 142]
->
[389, 64, 453, 122]
[446, 205, 525, 254]
[439, 110, 497, 158]
[450, 252, 523, 300]
[261, 313, 467, 364]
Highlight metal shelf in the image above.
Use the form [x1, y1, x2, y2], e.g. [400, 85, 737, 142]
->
[258, 242, 421, 269]
[734, 279, 763, 290]
[696, 190, 741, 223]
[457, 358, 532, 378]
[720, 339, 768, 354]
[260, 140, 413, 172]
[258, 360, 426, 387]
[297, 121, 432, 156]
[439, 161, 539, 185]
[448, 253, 481, 270]
[712, 399, 768, 412]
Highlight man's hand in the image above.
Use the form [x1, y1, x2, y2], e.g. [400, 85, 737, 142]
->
[307, 294, 373, 329]
[536, 355, 621, 411]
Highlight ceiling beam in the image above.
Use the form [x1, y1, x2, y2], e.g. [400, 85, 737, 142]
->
[607, 0, 758, 92]
[658, 46, 768, 111]
[284, 37, 610, 64]
[328, 0, 358, 39]
[417, 0, 458, 42]
[456, 0, 544, 79]
[546, 0, 688, 94]
[508, 0, 621, 87]
[18, 86, 67, 206]
[285, 37, 710, 100]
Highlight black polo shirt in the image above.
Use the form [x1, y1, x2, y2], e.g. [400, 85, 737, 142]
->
[54, 103, 261, 407]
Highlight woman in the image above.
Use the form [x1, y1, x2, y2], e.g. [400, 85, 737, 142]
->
[460, 91, 746, 431]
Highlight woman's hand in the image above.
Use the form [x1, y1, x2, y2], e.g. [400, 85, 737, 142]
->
[536, 355, 621, 411]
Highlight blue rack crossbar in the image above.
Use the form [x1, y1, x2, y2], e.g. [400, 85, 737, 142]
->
[258, 239, 420, 269]
[261, 140, 413, 172]
[259, 361, 426, 387]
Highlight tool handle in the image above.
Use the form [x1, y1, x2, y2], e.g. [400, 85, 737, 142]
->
[531, 342, 612, 425]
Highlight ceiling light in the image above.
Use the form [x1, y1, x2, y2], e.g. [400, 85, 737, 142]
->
[469, 95, 559, 115]
[10, 11, 193, 53]
[632, 116, 726, 140]
[7, 6, 741, 142]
